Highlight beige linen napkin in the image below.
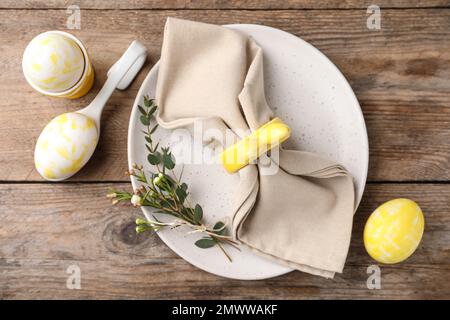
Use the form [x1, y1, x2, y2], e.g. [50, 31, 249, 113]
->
[156, 18, 356, 278]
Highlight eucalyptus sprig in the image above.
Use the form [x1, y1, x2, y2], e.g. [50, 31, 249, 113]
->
[107, 96, 239, 261]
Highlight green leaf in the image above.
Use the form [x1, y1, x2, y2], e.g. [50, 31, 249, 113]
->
[143, 96, 151, 107]
[213, 221, 226, 235]
[194, 204, 203, 223]
[181, 207, 191, 218]
[163, 174, 176, 188]
[175, 186, 187, 203]
[194, 238, 216, 249]
[150, 124, 158, 134]
[181, 183, 188, 191]
[160, 199, 174, 209]
[145, 136, 152, 144]
[162, 152, 175, 170]
[140, 115, 150, 126]
[148, 105, 157, 115]
[147, 152, 161, 165]
[138, 105, 147, 116]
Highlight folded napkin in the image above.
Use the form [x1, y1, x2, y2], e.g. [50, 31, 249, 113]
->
[156, 18, 356, 278]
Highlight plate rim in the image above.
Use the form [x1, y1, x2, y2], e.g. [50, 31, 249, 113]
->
[127, 23, 369, 280]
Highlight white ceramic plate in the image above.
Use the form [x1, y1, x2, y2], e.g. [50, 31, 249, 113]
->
[128, 24, 369, 280]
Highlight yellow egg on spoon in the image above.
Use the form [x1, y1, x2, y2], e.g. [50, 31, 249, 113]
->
[22, 32, 85, 93]
[364, 198, 425, 264]
[34, 41, 147, 181]
[34, 113, 98, 180]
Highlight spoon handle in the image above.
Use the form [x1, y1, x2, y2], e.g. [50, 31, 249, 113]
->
[79, 40, 147, 128]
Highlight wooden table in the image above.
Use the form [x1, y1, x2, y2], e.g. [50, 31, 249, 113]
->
[1, 0, 449, 300]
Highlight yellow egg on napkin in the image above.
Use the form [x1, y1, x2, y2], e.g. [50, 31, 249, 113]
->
[22, 32, 85, 93]
[34, 113, 98, 181]
[364, 198, 424, 264]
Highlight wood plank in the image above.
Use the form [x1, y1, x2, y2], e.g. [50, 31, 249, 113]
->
[0, 9, 449, 181]
[2, 0, 449, 10]
[0, 182, 449, 299]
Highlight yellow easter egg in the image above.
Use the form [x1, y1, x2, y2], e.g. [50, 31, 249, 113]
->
[34, 113, 98, 181]
[364, 198, 424, 264]
[23, 32, 85, 93]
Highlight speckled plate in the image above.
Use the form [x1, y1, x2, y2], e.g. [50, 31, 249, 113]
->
[128, 24, 369, 280]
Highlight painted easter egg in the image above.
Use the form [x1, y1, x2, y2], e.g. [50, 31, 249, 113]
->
[34, 113, 98, 181]
[364, 198, 425, 264]
[22, 32, 85, 93]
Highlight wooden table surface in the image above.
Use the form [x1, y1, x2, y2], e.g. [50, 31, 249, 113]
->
[1, 0, 449, 300]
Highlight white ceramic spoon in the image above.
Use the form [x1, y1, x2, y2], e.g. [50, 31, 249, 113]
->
[34, 40, 147, 181]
